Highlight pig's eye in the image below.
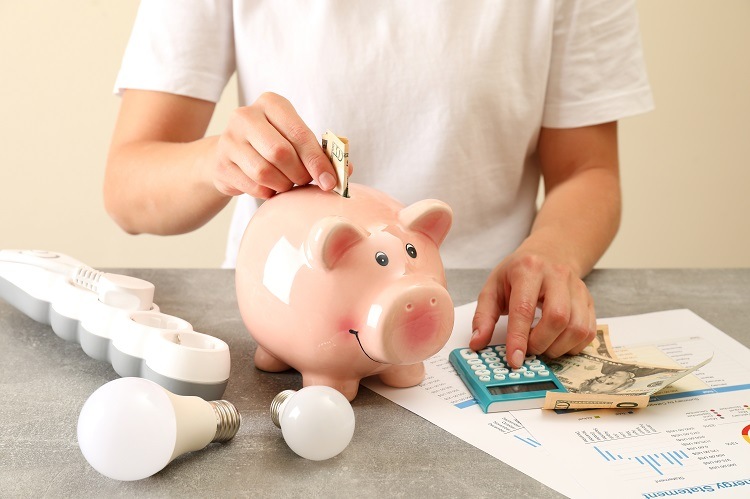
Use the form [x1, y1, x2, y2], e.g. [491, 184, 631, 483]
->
[375, 251, 389, 266]
[405, 243, 417, 258]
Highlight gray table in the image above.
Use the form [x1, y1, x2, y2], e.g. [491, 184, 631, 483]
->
[1, 269, 748, 498]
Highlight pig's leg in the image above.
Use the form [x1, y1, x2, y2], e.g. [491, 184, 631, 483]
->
[303, 375, 360, 401]
[254, 346, 291, 372]
[379, 362, 425, 388]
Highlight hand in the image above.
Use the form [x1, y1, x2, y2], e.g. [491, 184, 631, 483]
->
[213, 92, 338, 199]
[469, 249, 596, 368]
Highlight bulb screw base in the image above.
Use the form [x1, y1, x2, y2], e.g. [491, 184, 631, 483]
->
[209, 400, 241, 442]
[270, 390, 297, 428]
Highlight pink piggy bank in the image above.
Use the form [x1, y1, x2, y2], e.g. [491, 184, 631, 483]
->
[235, 183, 454, 400]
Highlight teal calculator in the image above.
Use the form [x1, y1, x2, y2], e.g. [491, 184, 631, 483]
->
[449, 345, 567, 412]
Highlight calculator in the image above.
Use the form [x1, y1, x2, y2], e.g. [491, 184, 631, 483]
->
[449, 345, 567, 412]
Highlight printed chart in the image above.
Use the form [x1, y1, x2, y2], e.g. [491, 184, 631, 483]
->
[593, 446, 692, 477]
[515, 393, 750, 497]
[365, 307, 750, 498]
[513, 309, 750, 498]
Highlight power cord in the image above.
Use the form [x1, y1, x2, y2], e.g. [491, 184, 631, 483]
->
[0, 250, 154, 311]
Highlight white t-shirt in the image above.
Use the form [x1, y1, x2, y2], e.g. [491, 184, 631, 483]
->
[115, 0, 653, 269]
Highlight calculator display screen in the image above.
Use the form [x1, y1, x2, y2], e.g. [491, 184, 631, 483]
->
[487, 381, 559, 395]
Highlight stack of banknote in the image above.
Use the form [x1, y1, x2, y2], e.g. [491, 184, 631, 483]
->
[542, 326, 712, 410]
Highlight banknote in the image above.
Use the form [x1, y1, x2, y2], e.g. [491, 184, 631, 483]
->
[581, 325, 618, 360]
[542, 392, 650, 410]
[321, 130, 349, 198]
[542, 350, 712, 410]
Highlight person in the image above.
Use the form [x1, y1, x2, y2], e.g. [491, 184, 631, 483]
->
[104, 1, 653, 369]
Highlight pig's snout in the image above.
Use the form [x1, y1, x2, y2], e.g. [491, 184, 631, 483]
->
[358, 282, 454, 365]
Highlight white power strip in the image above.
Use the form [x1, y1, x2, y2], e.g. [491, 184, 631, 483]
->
[0, 249, 230, 400]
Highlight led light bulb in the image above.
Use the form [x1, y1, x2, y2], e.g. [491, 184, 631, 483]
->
[77, 377, 240, 481]
[270, 386, 355, 461]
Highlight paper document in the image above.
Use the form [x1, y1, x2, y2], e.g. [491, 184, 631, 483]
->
[363, 304, 593, 498]
[362, 306, 750, 498]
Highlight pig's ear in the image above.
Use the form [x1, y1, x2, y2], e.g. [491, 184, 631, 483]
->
[306, 216, 370, 270]
[399, 200, 453, 247]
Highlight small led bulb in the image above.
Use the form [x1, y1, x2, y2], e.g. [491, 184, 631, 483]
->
[270, 386, 355, 461]
[77, 377, 240, 481]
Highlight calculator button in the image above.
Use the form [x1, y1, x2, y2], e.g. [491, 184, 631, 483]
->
[475, 369, 491, 376]
[479, 375, 491, 382]
[494, 346, 507, 354]
[539, 370, 550, 376]
[523, 371, 536, 378]
[479, 348, 494, 354]
[460, 349, 478, 359]
[511, 367, 527, 373]
[529, 364, 545, 371]
[470, 364, 485, 371]
[526, 359, 541, 366]
[509, 373, 521, 379]
[494, 374, 506, 381]
[524, 354, 537, 361]
[481, 352, 498, 359]
[487, 362, 503, 369]
[467, 359, 483, 365]
[493, 368, 509, 375]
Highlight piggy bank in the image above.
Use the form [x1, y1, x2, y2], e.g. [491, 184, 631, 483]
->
[235, 183, 454, 400]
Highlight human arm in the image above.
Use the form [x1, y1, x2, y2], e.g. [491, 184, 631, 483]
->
[470, 121, 621, 368]
[104, 90, 337, 235]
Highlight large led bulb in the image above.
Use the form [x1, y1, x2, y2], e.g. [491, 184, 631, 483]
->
[270, 386, 355, 461]
[77, 377, 240, 481]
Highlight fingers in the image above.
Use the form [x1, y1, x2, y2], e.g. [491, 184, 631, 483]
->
[525, 273, 571, 355]
[213, 159, 275, 199]
[214, 92, 338, 198]
[245, 115, 313, 188]
[544, 280, 596, 357]
[470, 254, 597, 369]
[259, 94, 336, 189]
[504, 266, 543, 368]
[528, 271, 595, 357]
[470, 278, 504, 352]
[224, 131, 296, 193]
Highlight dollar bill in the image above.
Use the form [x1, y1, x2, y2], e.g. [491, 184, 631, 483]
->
[543, 392, 650, 411]
[581, 325, 618, 360]
[542, 349, 712, 411]
[321, 130, 349, 198]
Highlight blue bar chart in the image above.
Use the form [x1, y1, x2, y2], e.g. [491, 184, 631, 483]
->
[514, 434, 542, 448]
[594, 446, 690, 476]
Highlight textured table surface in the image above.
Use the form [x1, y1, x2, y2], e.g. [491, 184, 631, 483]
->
[1, 268, 748, 498]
